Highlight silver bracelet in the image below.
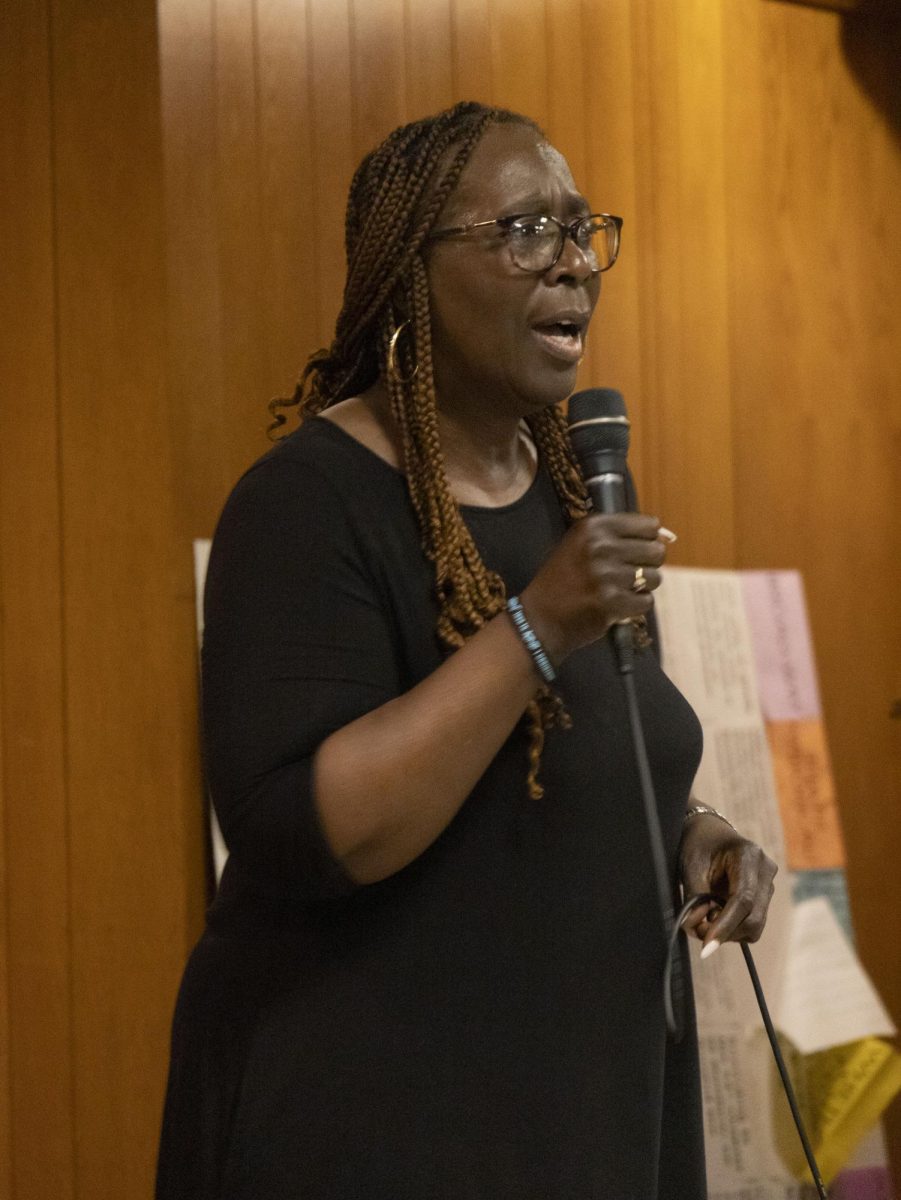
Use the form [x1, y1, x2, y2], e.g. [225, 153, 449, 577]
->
[683, 803, 735, 831]
[506, 596, 556, 684]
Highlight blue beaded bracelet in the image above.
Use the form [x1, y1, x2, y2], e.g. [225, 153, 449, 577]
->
[506, 596, 556, 684]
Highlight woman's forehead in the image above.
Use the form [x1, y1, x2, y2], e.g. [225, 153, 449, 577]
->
[442, 124, 585, 222]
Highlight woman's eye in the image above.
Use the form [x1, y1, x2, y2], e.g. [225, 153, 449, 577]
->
[509, 219, 550, 240]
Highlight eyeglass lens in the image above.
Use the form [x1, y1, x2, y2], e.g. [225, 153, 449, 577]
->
[505, 215, 619, 273]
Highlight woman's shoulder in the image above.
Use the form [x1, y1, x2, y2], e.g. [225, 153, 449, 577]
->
[241, 406, 401, 495]
[213, 407, 408, 555]
[316, 392, 402, 471]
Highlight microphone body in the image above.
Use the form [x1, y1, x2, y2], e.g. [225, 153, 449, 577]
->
[586, 471, 627, 516]
[567, 388, 634, 667]
[567, 386, 631, 515]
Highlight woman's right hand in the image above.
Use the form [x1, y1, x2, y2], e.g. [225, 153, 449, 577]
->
[520, 513, 668, 665]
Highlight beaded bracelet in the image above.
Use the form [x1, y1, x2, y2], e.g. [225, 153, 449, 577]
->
[506, 596, 556, 684]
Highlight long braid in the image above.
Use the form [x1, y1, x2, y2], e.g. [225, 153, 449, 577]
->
[268, 101, 587, 799]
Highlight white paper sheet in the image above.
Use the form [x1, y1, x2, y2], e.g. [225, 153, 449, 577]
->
[775, 898, 897, 1055]
[193, 538, 228, 882]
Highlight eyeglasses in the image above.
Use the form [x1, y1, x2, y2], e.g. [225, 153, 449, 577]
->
[429, 212, 622, 274]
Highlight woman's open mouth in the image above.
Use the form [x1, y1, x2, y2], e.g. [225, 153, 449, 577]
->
[531, 321, 584, 364]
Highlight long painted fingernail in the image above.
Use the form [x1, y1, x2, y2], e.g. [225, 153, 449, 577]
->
[657, 526, 677, 543]
[700, 939, 720, 961]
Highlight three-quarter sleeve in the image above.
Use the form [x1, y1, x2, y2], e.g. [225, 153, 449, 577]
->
[201, 451, 402, 903]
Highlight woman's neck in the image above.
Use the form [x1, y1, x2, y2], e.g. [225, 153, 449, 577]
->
[436, 406, 537, 508]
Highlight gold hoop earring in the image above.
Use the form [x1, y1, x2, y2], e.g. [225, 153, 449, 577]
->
[386, 321, 419, 385]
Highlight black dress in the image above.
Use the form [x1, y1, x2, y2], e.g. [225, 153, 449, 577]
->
[157, 417, 706, 1200]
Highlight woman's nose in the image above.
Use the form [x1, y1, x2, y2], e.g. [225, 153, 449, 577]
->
[547, 232, 596, 284]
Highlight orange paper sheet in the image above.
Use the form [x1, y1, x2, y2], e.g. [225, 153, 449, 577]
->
[766, 718, 845, 870]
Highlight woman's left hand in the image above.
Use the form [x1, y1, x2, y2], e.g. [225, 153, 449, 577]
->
[678, 813, 778, 956]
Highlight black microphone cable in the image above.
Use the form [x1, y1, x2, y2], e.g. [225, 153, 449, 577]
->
[569, 388, 829, 1195]
[568, 389, 688, 1038]
[668, 894, 830, 1199]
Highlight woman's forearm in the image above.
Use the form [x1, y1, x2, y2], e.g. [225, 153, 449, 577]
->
[313, 610, 541, 884]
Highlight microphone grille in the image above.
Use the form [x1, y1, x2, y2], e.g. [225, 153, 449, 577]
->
[567, 388, 630, 459]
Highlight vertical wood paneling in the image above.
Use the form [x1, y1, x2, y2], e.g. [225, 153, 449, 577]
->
[406, 0, 455, 116]
[451, 0, 493, 102]
[50, 0, 199, 1193]
[579, 1, 646, 484]
[2, 0, 899, 1192]
[257, 0, 320, 397]
[350, 0, 407, 158]
[722, 2, 901, 1166]
[308, 0, 355, 345]
[215, 0, 273, 479]
[159, 0, 231, 540]
[630, 0, 735, 563]
[0, 0, 76, 1195]
[488, 0, 549, 122]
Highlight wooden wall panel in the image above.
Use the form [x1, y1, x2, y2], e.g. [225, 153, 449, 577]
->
[159, 0, 231, 541]
[488, 0, 548, 125]
[215, 0, 275, 481]
[630, 0, 736, 564]
[2, 0, 898, 1193]
[406, 0, 455, 116]
[0, 2, 76, 1196]
[722, 0, 901, 1166]
[256, 0, 320, 398]
[451, 0, 493, 102]
[308, 0, 355, 348]
[48, 0, 204, 1194]
[351, 0, 407, 158]
[579, 0, 645, 485]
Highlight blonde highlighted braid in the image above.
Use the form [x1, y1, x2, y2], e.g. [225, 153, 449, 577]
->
[269, 102, 592, 799]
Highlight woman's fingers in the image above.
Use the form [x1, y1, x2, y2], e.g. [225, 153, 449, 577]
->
[679, 817, 778, 956]
[521, 511, 674, 659]
[699, 845, 777, 954]
[680, 898, 718, 935]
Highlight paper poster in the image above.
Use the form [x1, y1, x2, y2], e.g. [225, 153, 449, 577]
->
[193, 538, 229, 882]
[766, 720, 844, 870]
[740, 572, 822, 721]
[740, 571, 845, 872]
[655, 568, 898, 1198]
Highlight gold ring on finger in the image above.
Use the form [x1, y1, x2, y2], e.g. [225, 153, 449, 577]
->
[632, 566, 649, 593]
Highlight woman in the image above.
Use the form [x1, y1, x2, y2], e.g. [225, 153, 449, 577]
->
[157, 101, 776, 1199]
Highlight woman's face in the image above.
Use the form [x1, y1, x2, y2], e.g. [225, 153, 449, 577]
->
[425, 123, 602, 420]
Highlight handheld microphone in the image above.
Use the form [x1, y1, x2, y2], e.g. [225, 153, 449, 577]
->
[567, 387, 685, 1037]
[567, 388, 634, 669]
[566, 387, 631, 515]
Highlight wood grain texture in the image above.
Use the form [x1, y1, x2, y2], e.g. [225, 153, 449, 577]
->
[351, 0, 406, 159]
[722, 0, 901, 1168]
[0, 1, 76, 1195]
[308, 0, 356, 347]
[580, 0, 645, 485]
[406, 0, 455, 116]
[158, 0, 231, 540]
[2, 0, 898, 1192]
[48, 0, 204, 1193]
[450, 0, 493, 102]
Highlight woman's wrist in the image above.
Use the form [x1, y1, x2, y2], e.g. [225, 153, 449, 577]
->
[505, 596, 557, 683]
[682, 803, 736, 833]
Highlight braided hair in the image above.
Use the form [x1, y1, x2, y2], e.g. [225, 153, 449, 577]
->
[269, 101, 593, 798]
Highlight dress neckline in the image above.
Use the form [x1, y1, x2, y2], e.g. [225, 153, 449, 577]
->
[308, 415, 544, 515]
